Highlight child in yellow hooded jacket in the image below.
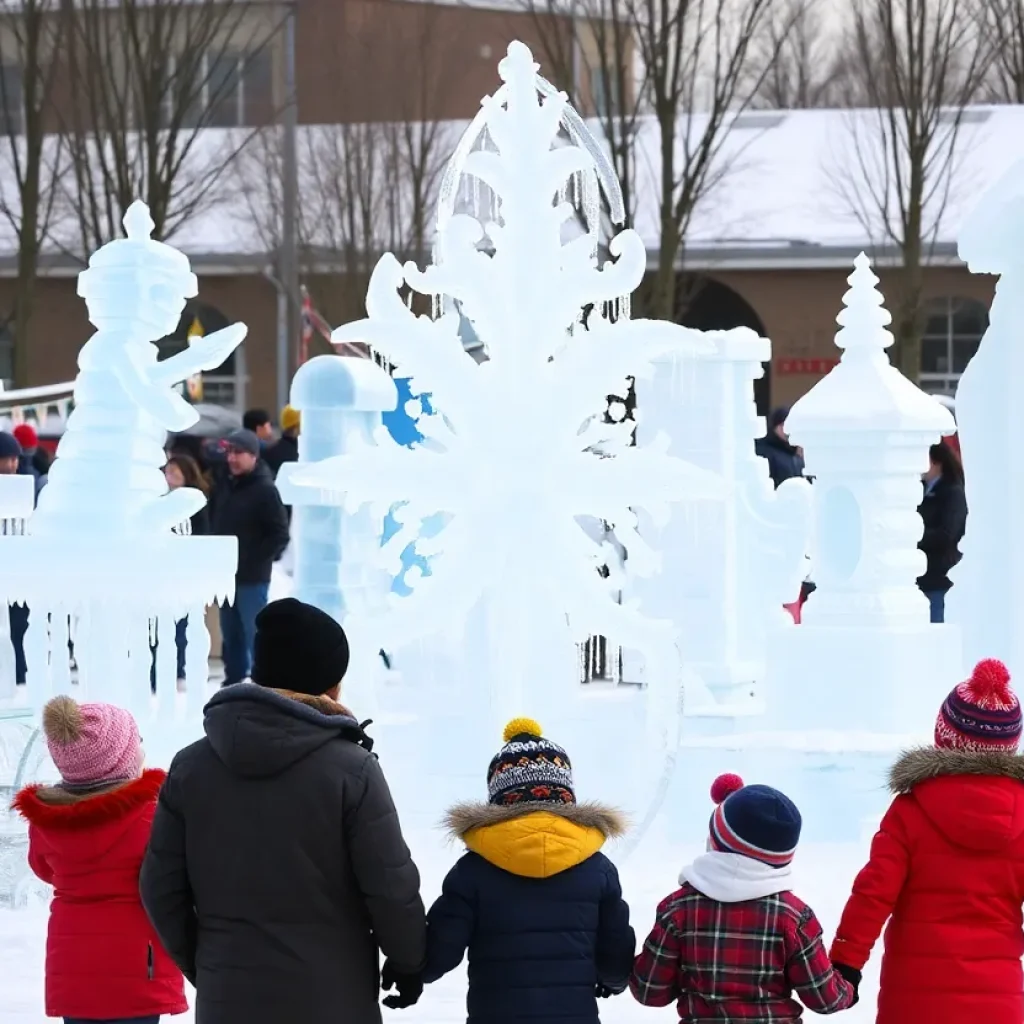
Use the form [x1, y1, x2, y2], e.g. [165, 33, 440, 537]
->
[420, 718, 635, 1024]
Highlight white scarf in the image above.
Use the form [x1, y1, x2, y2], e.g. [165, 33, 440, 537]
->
[680, 851, 793, 903]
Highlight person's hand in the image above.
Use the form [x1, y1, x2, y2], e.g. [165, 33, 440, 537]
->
[833, 962, 861, 1005]
[381, 960, 424, 1009]
[595, 983, 620, 998]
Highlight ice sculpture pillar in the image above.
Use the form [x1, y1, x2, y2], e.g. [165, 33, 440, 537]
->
[277, 355, 398, 707]
[945, 161, 1024, 675]
[632, 329, 812, 707]
[762, 254, 960, 734]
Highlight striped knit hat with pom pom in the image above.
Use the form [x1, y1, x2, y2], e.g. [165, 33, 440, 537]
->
[935, 658, 1022, 752]
[486, 717, 575, 807]
[707, 773, 802, 869]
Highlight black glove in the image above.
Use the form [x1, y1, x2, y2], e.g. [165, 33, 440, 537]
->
[595, 983, 621, 998]
[381, 960, 424, 1010]
[833, 962, 861, 1005]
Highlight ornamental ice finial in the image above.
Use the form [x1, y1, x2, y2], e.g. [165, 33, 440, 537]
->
[499, 40, 539, 83]
[835, 251, 894, 353]
[123, 200, 155, 240]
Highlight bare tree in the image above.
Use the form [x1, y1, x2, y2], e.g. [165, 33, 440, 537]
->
[749, 0, 847, 108]
[54, 0, 284, 256]
[829, 0, 989, 377]
[0, 1, 66, 386]
[972, 0, 1024, 100]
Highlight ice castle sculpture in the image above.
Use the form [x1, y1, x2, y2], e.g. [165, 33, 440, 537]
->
[1, 201, 243, 724]
[763, 254, 960, 734]
[295, 42, 731, 815]
[632, 330, 812, 708]
[945, 160, 1024, 676]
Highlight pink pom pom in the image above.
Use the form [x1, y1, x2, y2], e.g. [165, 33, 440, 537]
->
[969, 659, 1013, 702]
[710, 773, 744, 805]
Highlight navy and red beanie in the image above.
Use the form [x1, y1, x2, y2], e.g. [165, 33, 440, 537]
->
[486, 717, 575, 807]
[935, 658, 1021, 753]
[708, 773, 802, 869]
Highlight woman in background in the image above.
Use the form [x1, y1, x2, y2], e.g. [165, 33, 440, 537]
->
[918, 440, 967, 624]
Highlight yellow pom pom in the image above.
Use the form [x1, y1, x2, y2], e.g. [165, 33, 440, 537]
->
[503, 717, 542, 742]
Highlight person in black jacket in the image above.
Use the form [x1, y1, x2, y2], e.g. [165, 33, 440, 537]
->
[755, 406, 805, 488]
[209, 429, 290, 686]
[918, 440, 968, 623]
[423, 717, 635, 1024]
[140, 598, 427, 1024]
[264, 405, 300, 479]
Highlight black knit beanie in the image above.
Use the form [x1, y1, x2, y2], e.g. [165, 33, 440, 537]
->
[251, 598, 350, 696]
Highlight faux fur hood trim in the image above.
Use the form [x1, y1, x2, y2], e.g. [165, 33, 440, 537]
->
[443, 800, 628, 840]
[889, 747, 1024, 793]
[267, 688, 355, 718]
[11, 768, 166, 829]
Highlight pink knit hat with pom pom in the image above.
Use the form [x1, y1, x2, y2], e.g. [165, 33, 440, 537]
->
[935, 659, 1022, 753]
[42, 696, 143, 787]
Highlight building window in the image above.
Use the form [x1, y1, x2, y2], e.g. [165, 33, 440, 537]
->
[158, 307, 243, 411]
[589, 65, 620, 118]
[169, 48, 273, 129]
[919, 296, 988, 396]
[0, 64, 23, 136]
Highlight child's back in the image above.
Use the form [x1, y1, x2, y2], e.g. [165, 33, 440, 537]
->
[423, 719, 635, 1024]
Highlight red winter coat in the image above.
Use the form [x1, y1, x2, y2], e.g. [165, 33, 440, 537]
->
[831, 747, 1024, 1024]
[12, 768, 188, 1020]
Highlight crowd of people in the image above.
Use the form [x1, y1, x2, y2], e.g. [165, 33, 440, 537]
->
[10, 595, 1024, 1024]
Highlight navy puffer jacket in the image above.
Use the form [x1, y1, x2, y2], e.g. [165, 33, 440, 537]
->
[423, 801, 635, 1024]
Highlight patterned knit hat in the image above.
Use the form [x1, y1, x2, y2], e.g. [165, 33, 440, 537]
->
[42, 696, 143, 787]
[935, 658, 1022, 752]
[487, 718, 575, 807]
[708, 774, 802, 869]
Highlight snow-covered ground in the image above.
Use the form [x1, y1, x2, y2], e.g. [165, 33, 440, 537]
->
[0, 813, 881, 1023]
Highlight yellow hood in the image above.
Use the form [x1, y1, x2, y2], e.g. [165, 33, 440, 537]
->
[444, 801, 627, 879]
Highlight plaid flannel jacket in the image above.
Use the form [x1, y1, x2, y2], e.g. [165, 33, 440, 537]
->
[629, 883, 856, 1022]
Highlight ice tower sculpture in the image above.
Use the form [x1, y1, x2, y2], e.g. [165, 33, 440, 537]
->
[763, 254, 960, 734]
[945, 161, 1024, 675]
[295, 41, 729, 747]
[632, 330, 812, 707]
[1, 201, 244, 723]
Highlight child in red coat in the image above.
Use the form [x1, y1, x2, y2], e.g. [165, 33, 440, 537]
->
[832, 658, 1024, 1024]
[630, 774, 856, 1022]
[12, 695, 187, 1024]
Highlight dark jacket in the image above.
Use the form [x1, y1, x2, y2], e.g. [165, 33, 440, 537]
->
[189, 504, 210, 537]
[140, 684, 426, 1024]
[917, 475, 967, 593]
[264, 434, 299, 478]
[755, 433, 805, 488]
[209, 461, 289, 584]
[424, 801, 635, 1024]
[17, 456, 47, 503]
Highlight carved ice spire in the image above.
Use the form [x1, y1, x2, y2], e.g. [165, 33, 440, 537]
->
[835, 252, 894, 357]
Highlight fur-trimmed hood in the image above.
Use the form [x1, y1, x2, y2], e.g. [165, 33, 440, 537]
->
[890, 747, 1024, 852]
[12, 768, 166, 830]
[203, 683, 368, 780]
[444, 801, 627, 879]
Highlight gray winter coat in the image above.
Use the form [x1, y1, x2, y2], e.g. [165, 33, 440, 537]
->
[140, 684, 425, 1024]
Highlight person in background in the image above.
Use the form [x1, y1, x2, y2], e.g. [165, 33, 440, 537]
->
[13, 422, 51, 479]
[140, 599, 426, 1024]
[242, 409, 274, 452]
[264, 405, 300, 478]
[158, 454, 211, 690]
[755, 406, 805, 488]
[13, 695, 187, 1024]
[423, 717, 635, 1022]
[917, 439, 967, 624]
[209, 430, 290, 686]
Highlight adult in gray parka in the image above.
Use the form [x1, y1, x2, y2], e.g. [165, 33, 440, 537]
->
[141, 598, 426, 1024]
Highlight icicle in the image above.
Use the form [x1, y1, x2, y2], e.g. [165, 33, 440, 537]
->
[406, 290, 414, 311]
[472, 176, 481, 220]
[432, 293, 442, 321]
[621, 294, 631, 322]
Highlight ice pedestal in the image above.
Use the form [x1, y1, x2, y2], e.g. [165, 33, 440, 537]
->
[765, 254, 960, 735]
[277, 355, 398, 714]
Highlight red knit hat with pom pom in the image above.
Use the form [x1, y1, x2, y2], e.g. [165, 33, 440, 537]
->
[935, 659, 1022, 752]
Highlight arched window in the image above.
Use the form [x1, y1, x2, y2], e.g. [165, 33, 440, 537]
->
[158, 301, 245, 409]
[919, 296, 989, 396]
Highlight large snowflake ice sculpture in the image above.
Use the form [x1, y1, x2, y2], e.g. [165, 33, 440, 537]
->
[296, 41, 726, 698]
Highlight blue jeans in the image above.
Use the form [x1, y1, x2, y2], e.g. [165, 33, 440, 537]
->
[220, 582, 270, 685]
[924, 589, 945, 623]
[64, 1017, 159, 1024]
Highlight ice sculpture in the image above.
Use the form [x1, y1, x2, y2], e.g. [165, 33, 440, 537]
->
[1, 201, 242, 724]
[763, 254, 960, 734]
[0, 475, 34, 698]
[277, 355, 398, 713]
[632, 331, 812, 707]
[945, 161, 1024, 675]
[295, 42, 729, 743]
